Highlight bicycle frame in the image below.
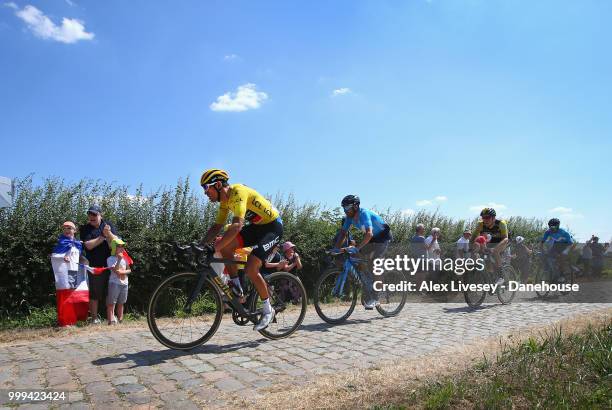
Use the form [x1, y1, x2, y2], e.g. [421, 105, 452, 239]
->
[184, 256, 262, 321]
[332, 253, 370, 296]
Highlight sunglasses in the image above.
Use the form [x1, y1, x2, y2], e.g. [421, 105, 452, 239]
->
[482, 215, 493, 220]
[202, 183, 214, 193]
[343, 205, 355, 213]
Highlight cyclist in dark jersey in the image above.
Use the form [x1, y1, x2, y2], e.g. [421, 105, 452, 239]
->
[472, 208, 509, 285]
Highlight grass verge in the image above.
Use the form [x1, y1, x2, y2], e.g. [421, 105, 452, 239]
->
[410, 320, 611, 409]
[248, 308, 611, 410]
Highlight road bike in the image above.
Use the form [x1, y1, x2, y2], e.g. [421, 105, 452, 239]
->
[463, 249, 518, 308]
[147, 244, 307, 350]
[313, 248, 407, 324]
[533, 250, 576, 298]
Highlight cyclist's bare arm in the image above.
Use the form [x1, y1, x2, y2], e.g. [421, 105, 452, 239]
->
[334, 229, 348, 249]
[216, 217, 243, 251]
[203, 224, 223, 244]
[494, 237, 509, 253]
[356, 228, 373, 251]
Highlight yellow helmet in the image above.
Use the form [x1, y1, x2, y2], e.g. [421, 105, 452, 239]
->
[200, 169, 229, 186]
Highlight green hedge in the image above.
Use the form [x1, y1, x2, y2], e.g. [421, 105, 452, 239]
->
[0, 176, 547, 317]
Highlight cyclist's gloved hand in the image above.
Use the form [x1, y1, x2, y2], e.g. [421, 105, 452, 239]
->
[346, 246, 359, 254]
[203, 243, 215, 254]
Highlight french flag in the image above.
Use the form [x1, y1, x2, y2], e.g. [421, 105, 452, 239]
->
[51, 256, 90, 326]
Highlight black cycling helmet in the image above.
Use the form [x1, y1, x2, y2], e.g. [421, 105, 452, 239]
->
[341, 195, 360, 209]
[548, 218, 560, 227]
[480, 207, 496, 218]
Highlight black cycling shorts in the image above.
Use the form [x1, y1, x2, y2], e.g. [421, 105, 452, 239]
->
[237, 218, 283, 261]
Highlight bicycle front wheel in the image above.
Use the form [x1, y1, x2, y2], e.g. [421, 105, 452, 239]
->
[314, 268, 358, 324]
[253, 272, 307, 339]
[464, 270, 487, 308]
[147, 272, 223, 350]
[376, 269, 408, 317]
[497, 265, 518, 304]
[534, 267, 551, 298]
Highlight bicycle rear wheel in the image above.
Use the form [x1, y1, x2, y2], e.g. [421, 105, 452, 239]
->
[464, 270, 487, 308]
[253, 272, 307, 339]
[497, 265, 518, 304]
[376, 269, 408, 317]
[314, 268, 358, 324]
[147, 272, 223, 350]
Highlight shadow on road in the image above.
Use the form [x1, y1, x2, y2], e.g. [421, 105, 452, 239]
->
[442, 304, 499, 314]
[92, 338, 268, 369]
[298, 316, 384, 332]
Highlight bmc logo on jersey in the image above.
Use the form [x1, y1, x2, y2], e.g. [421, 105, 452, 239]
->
[262, 237, 280, 252]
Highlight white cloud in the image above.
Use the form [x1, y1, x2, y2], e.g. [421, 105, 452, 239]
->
[223, 54, 240, 61]
[65, 0, 76, 6]
[401, 209, 416, 217]
[549, 206, 584, 220]
[332, 87, 351, 96]
[469, 202, 507, 212]
[210, 83, 268, 112]
[416, 196, 447, 207]
[14, 5, 94, 43]
[4, 2, 17, 9]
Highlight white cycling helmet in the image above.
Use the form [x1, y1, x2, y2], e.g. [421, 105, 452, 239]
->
[515, 236, 524, 244]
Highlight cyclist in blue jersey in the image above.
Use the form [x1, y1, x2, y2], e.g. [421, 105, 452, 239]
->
[540, 218, 575, 282]
[334, 195, 392, 309]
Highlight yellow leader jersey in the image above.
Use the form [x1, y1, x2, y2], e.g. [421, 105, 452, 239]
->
[215, 184, 279, 225]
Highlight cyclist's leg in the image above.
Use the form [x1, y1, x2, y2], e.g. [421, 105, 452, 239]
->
[557, 244, 570, 281]
[244, 219, 283, 330]
[363, 239, 390, 302]
[244, 254, 269, 299]
[217, 239, 240, 277]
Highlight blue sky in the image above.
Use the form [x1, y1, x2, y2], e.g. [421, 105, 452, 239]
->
[1, 0, 610, 241]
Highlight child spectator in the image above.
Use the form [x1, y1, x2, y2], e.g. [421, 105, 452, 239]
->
[261, 245, 287, 275]
[51, 221, 88, 326]
[106, 239, 132, 325]
[281, 241, 302, 273]
[279, 241, 303, 303]
[54, 221, 84, 288]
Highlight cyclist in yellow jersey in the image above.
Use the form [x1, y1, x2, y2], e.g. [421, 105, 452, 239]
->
[200, 169, 282, 331]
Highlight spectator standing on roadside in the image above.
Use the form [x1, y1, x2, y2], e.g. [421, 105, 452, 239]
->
[106, 240, 131, 325]
[456, 229, 471, 258]
[425, 228, 442, 260]
[581, 239, 593, 276]
[590, 236, 605, 277]
[410, 224, 427, 258]
[79, 205, 118, 324]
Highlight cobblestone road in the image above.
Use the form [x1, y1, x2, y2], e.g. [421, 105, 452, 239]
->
[0, 302, 609, 409]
